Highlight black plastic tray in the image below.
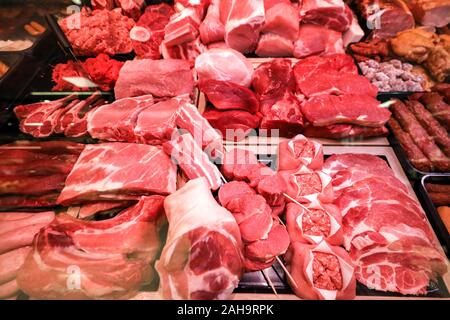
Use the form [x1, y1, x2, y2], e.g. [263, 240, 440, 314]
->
[415, 174, 450, 259]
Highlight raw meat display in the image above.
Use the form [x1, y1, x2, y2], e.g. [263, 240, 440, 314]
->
[0, 141, 84, 208]
[357, 0, 415, 38]
[200, 0, 225, 44]
[52, 54, 124, 91]
[130, 3, 175, 59]
[15, 94, 105, 139]
[294, 24, 344, 59]
[285, 241, 356, 300]
[342, 10, 364, 47]
[324, 153, 448, 294]
[390, 100, 450, 172]
[17, 196, 165, 299]
[91, 0, 145, 20]
[299, 0, 352, 32]
[404, 0, 450, 27]
[163, 133, 223, 190]
[195, 48, 254, 87]
[301, 94, 390, 127]
[156, 178, 244, 300]
[219, 0, 265, 53]
[252, 58, 296, 100]
[278, 134, 324, 171]
[60, 8, 135, 56]
[57, 143, 177, 205]
[163, 7, 201, 47]
[199, 80, 260, 113]
[114, 59, 195, 99]
[203, 107, 261, 142]
[303, 124, 388, 139]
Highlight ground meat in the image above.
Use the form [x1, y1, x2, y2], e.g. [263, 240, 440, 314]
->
[312, 252, 343, 291]
[292, 140, 315, 159]
[52, 54, 124, 91]
[301, 209, 331, 237]
[295, 173, 322, 196]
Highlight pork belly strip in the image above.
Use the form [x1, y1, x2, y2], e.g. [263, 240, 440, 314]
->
[391, 100, 450, 172]
[405, 100, 450, 157]
[388, 118, 433, 172]
[420, 92, 450, 131]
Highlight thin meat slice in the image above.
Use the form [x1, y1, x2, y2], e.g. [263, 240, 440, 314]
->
[199, 79, 259, 113]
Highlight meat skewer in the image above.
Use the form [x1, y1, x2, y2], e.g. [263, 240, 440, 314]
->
[261, 269, 278, 297]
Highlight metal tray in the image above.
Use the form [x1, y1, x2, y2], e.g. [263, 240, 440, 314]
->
[416, 174, 450, 258]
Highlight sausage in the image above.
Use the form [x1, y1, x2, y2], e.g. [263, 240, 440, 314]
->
[425, 183, 450, 193]
[24, 24, 41, 36]
[0, 211, 54, 235]
[0, 223, 51, 255]
[0, 279, 19, 299]
[420, 92, 450, 131]
[388, 118, 433, 172]
[29, 21, 46, 33]
[0, 247, 31, 285]
[391, 100, 450, 172]
[429, 192, 450, 206]
[405, 100, 450, 157]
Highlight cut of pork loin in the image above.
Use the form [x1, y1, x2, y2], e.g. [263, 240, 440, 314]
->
[262, 2, 299, 40]
[278, 134, 324, 171]
[219, 0, 265, 53]
[357, 0, 415, 38]
[87, 94, 155, 143]
[156, 178, 243, 300]
[301, 94, 390, 127]
[195, 48, 254, 87]
[299, 0, 352, 32]
[114, 59, 194, 99]
[199, 0, 225, 44]
[285, 241, 356, 300]
[293, 24, 344, 59]
[255, 33, 294, 57]
[17, 196, 165, 299]
[163, 133, 223, 190]
[57, 143, 177, 205]
[303, 124, 388, 139]
[200, 79, 260, 113]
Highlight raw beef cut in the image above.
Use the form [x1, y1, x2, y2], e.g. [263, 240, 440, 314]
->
[203, 107, 261, 142]
[195, 48, 254, 87]
[262, 1, 299, 40]
[294, 24, 344, 59]
[218, 181, 256, 208]
[304, 124, 388, 139]
[114, 59, 194, 99]
[161, 37, 207, 63]
[278, 134, 324, 171]
[358, 0, 415, 38]
[299, 0, 352, 32]
[199, 0, 225, 44]
[200, 79, 260, 113]
[259, 91, 304, 137]
[87, 94, 155, 142]
[257, 173, 287, 207]
[57, 143, 177, 205]
[255, 33, 294, 57]
[219, 0, 265, 53]
[221, 148, 273, 187]
[252, 59, 295, 99]
[60, 8, 135, 56]
[134, 98, 181, 144]
[286, 200, 343, 246]
[293, 54, 358, 79]
[163, 133, 223, 190]
[156, 178, 243, 300]
[17, 196, 165, 299]
[131, 3, 175, 59]
[301, 94, 390, 127]
[324, 153, 448, 294]
[285, 241, 356, 300]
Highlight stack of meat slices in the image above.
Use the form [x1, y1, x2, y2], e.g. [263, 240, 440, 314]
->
[276, 134, 356, 300]
[324, 153, 448, 295]
[389, 87, 450, 172]
[14, 93, 105, 139]
[0, 140, 84, 208]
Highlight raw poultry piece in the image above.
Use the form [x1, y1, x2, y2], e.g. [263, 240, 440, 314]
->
[57, 143, 177, 205]
[17, 196, 165, 299]
[325, 153, 448, 294]
[114, 59, 195, 99]
[60, 8, 134, 56]
[285, 241, 356, 300]
[156, 178, 244, 300]
[195, 48, 254, 87]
